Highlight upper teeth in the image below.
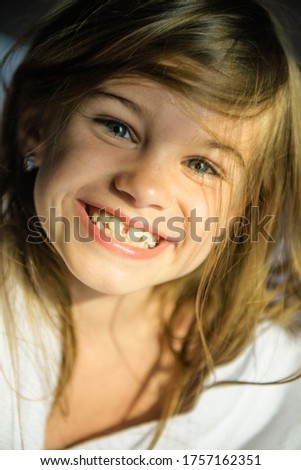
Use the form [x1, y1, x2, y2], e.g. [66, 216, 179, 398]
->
[90, 210, 159, 249]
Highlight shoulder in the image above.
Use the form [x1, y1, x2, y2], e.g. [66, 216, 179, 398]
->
[213, 322, 301, 384]
[189, 323, 301, 449]
[0, 270, 60, 449]
[0, 266, 60, 377]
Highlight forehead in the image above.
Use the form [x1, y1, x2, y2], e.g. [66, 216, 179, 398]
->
[89, 76, 260, 163]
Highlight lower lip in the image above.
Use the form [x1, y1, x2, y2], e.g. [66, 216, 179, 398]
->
[76, 200, 173, 260]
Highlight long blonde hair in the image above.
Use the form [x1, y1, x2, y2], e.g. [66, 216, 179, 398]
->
[1, 0, 301, 446]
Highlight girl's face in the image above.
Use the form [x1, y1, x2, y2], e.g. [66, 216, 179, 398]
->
[33, 78, 255, 295]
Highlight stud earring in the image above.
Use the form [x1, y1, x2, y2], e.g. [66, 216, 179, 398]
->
[23, 152, 37, 172]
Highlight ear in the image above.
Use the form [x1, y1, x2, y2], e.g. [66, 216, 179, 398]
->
[17, 108, 45, 167]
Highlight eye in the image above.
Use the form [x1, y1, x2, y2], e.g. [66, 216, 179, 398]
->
[93, 117, 134, 141]
[186, 158, 220, 177]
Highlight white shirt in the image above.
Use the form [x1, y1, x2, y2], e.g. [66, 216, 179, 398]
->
[1, 286, 301, 449]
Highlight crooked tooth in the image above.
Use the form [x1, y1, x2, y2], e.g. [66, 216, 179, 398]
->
[99, 211, 110, 223]
[126, 227, 159, 248]
[90, 210, 108, 224]
[90, 208, 159, 249]
[127, 226, 145, 241]
[90, 211, 100, 223]
[126, 232, 134, 244]
[108, 220, 116, 232]
[96, 220, 105, 231]
[105, 227, 112, 237]
[108, 219, 126, 242]
[142, 232, 158, 244]
[90, 211, 105, 231]
[108, 217, 126, 234]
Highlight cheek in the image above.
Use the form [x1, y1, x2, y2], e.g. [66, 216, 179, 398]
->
[33, 167, 52, 215]
[185, 185, 226, 237]
[32, 151, 72, 236]
[33, 148, 85, 209]
[183, 178, 243, 249]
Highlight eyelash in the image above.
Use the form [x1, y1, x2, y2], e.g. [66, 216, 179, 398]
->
[93, 117, 136, 142]
[185, 158, 221, 178]
[93, 116, 221, 178]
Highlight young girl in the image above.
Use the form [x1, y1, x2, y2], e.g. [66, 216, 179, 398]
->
[1, 0, 301, 450]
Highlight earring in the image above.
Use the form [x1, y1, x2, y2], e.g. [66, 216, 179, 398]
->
[23, 152, 37, 172]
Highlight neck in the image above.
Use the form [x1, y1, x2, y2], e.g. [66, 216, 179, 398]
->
[68, 274, 163, 341]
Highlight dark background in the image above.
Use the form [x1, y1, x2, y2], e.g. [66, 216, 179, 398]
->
[0, 0, 53, 35]
[0, 0, 300, 56]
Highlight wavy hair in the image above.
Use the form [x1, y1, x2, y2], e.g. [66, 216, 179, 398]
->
[1, 0, 301, 447]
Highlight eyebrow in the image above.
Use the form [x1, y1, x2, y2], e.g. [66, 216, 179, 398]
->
[91, 90, 143, 116]
[91, 89, 245, 165]
[207, 141, 245, 166]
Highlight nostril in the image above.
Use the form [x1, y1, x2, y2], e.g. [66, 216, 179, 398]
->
[111, 177, 137, 204]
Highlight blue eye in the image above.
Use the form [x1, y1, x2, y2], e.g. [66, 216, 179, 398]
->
[106, 120, 130, 139]
[94, 117, 132, 140]
[187, 158, 219, 176]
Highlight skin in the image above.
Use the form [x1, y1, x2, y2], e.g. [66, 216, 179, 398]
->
[25, 77, 258, 448]
[33, 78, 253, 299]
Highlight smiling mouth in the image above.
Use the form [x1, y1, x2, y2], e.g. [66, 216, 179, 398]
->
[86, 206, 160, 250]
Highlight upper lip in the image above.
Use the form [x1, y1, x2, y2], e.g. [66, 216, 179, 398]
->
[81, 200, 177, 242]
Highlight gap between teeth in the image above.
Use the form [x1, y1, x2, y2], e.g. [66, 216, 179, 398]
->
[90, 211, 158, 249]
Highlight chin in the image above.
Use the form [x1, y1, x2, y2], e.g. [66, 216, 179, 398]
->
[64, 260, 149, 297]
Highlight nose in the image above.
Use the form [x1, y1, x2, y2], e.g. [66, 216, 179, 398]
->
[113, 159, 174, 210]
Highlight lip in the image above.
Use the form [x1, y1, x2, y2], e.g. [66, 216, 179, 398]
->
[76, 200, 174, 260]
